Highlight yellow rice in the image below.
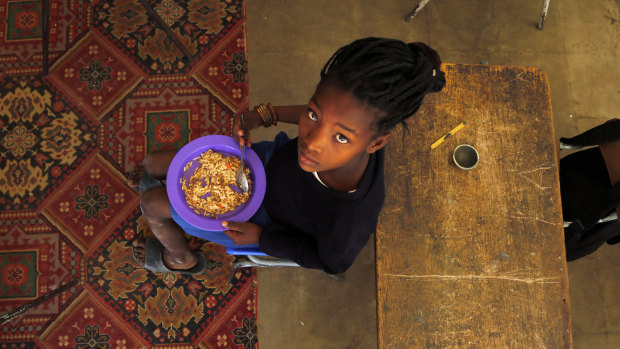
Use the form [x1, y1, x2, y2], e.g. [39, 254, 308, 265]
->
[181, 149, 251, 217]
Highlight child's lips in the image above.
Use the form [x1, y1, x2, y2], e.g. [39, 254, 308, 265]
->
[298, 148, 319, 166]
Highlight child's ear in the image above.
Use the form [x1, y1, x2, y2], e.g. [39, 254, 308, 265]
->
[366, 132, 392, 153]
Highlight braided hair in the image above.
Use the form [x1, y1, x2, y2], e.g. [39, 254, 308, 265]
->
[319, 37, 446, 135]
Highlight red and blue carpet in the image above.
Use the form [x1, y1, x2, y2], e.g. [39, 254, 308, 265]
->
[0, 0, 257, 348]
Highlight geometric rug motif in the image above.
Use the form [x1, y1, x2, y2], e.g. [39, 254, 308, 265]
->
[0, 77, 98, 210]
[104, 75, 235, 172]
[192, 22, 248, 112]
[84, 207, 258, 347]
[92, 0, 245, 75]
[0, 211, 83, 343]
[1, 1, 257, 347]
[0, 251, 38, 299]
[39, 292, 141, 349]
[199, 285, 258, 349]
[0, 0, 90, 76]
[41, 154, 140, 251]
[46, 31, 146, 120]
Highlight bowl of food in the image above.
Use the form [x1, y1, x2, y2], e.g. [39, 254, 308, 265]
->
[167, 135, 266, 231]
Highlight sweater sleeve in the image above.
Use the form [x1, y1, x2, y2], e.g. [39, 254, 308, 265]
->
[258, 205, 377, 274]
[258, 139, 385, 274]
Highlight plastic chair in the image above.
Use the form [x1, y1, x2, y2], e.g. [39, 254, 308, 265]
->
[227, 245, 345, 280]
[226, 245, 301, 269]
[563, 211, 618, 228]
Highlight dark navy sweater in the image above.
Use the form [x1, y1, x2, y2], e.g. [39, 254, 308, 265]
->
[258, 137, 385, 274]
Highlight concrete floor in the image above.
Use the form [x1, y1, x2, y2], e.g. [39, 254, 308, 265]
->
[245, 1, 620, 348]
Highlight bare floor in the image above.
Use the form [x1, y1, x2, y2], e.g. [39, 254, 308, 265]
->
[245, 1, 620, 348]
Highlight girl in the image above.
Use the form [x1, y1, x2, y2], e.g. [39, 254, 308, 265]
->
[131, 37, 446, 275]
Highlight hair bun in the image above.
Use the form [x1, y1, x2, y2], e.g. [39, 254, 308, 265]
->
[409, 42, 446, 92]
[319, 37, 447, 134]
[431, 69, 446, 92]
[408, 42, 441, 69]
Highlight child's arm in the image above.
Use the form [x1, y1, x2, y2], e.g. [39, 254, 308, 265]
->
[258, 209, 377, 275]
[269, 105, 306, 124]
[259, 224, 342, 272]
[221, 221, 262, 245]
[233, 105, 306, 146]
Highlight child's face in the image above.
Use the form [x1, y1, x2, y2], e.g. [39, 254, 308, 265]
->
[297, 82, 390, 173]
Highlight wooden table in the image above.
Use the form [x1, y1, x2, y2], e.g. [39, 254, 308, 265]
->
[376, 64, 572, 348]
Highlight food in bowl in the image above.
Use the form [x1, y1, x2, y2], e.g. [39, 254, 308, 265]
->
[181, 149, 252, 217]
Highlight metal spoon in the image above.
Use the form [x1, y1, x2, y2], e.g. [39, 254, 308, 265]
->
[235, 114, 249, 193]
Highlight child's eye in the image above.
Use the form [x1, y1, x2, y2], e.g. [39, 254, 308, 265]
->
[335, 133, 349, 144]
[307, 110, 318, 121]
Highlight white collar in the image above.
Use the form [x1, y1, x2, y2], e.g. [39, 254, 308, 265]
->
[312, 172, 357, 193]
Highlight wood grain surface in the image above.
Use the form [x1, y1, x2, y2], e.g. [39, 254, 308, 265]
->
[376, 64, 572, 348]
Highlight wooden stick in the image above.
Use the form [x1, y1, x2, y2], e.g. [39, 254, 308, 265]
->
[138, 0, 194, 63]
[0, 278, 81, 325]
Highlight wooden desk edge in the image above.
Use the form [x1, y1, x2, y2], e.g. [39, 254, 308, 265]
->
[545, 69, 574, 349]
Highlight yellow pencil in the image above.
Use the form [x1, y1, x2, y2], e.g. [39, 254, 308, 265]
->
[431, 121, 467, 149]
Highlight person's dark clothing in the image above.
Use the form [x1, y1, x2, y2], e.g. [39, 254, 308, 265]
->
[560, 119, 620, 261]
[259, 137, 385, 274]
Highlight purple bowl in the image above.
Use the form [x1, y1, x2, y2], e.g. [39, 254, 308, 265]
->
[167, 135, 266, 231]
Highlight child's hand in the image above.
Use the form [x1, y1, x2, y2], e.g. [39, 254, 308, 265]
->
[222, 221, 262, 245]
[232, 110, 263, 147]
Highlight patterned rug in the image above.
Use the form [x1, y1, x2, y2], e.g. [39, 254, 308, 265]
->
[0, 1, 258, 348]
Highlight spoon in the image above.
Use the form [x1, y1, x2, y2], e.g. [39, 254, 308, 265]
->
[235, 114, 249, 193]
